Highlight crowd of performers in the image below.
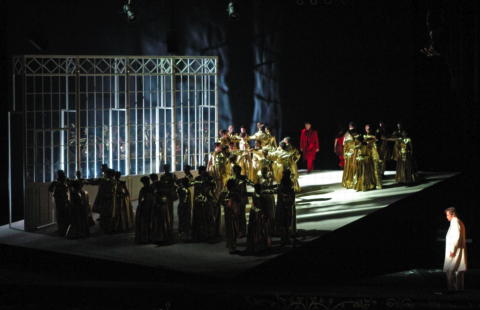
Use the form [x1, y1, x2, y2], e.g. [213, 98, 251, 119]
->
[47, 120, 417, 254]
[335, 121, 418, 191]
[47, 168, 134, 239]
[48, 122, 302, 254]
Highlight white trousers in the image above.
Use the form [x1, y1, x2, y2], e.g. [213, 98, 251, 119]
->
[446, 270, 465, 291]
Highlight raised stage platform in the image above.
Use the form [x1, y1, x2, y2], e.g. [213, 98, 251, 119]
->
[0, 170, 457, 280]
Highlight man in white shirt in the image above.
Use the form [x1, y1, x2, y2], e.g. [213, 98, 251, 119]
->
[443, 207, 467, 291]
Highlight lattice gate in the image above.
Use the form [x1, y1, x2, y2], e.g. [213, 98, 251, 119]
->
[9, 55, 218, 230]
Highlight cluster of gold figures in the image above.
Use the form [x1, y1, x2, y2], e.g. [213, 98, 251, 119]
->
[48, 122, 301, 255]
[338, 121, 418, 191]
[209, 122, 301, 196]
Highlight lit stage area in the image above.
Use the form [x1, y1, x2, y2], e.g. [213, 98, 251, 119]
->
[0, 170, 458, 281]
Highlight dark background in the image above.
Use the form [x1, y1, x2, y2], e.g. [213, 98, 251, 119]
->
[1, 0, 479, 227]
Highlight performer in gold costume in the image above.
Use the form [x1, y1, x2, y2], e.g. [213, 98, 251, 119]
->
[268, 142, 301, 192]
[237, 132, 253, 179]
[268, 145, 288, 185]
[217, 129, 232, 150]
[250, 140, 266, 184]
[392, 129, 418, 185]
[250, 122, 275, 151]
[282, 137, 301, 192]
[227, 125, 240, 150]
[354, 124, 382, 191]
[342, 122, 359, 189]
[257, 166, 276, 233]
[352, 134, 377, 192]
[207, 142, 229, 199]
[265, 126, 278, 150]
[390, 123, 404, 159]
[228, 164, 253, 237]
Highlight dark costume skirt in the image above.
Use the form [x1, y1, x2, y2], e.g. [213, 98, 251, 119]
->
[247, 208, 271, 254]
[192, 196, 215, 242]
[150, 196, 173, 243]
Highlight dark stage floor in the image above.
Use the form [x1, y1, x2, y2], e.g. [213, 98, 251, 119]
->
[0, 170, 456, 278]
[2, 170, 478, 309]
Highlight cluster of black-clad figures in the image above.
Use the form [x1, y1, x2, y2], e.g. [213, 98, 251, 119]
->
[48, 162, 296, 255]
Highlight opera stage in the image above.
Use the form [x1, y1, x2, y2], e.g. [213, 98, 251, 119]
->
[0, 170, 457, 279]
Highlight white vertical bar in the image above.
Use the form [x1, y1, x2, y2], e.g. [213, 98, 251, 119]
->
[134, 75, 138, 174]
[102, 76, 105, 166]
[214, 57, 219, 155]
[194, 74, 198, 166]
[85, 75, 89, 178]
[171, 60, 176, 171]
[149, 75, 153, 173]
[60, 112, 64, 170]
[163, 75, 167, 165]
[187, 73, 190, 166]
[133, 76, 138, 174]
[180, 72, 183, 171]
[200, 69, 204, 163]
[109, 75, 113, 169]
[142, 72, 146, 173]
[50, 75, 54, 181]
[117, 110, 120, 171]
[94, 74, 97, 176]
[124, 66, 129, 176]
[155, 107, 160, 172]
[155, 73, 160, 173]
[206, 60, 211, 157]
[109, 108, 113, 168]
[114, 61, 120, 171]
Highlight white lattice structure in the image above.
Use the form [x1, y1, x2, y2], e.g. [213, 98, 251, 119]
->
[11, 55, 218, 182]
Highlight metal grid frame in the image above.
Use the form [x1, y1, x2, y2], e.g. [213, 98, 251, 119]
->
[11, 55, 218, 182]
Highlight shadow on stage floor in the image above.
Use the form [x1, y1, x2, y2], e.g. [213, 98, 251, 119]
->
[0, 170, 464, 287]
[2, 170, 480, 309]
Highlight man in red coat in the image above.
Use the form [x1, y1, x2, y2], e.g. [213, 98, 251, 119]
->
[300, 122, 319, 173]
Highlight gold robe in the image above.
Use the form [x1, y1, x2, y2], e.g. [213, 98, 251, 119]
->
[239, 136, 251, 151]
[235, 137, 253, 179]
[217, 136, 232, 150]
[250, 149, 264, 184]
[268, 148, 299, 191]
[265, 135, 277, 151]
[235, 151, 252, 180]
[342, 132, 358, 189]
[395, 137, 417, 184]
[286, 147, 301, 192]
[267, 149, 287, 184]
[207, 151, 229, 198]
[352, 139, 377, 192]
[228, 133, 240, 150]
[364, 134, 382, 189]
[250, 130, 275, 150]
[391, 130, 402, 161]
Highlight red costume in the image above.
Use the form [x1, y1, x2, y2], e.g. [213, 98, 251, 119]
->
[300, 128, 319, 172]
[335, 136, 345, 168]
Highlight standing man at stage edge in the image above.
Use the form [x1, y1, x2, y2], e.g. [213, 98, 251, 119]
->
[443, 207, 467, 292]
[300, 121, 319, 173]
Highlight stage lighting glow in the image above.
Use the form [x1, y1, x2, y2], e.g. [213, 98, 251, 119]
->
[227, 1, 239, 20]
[123, 0, 135, 21]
